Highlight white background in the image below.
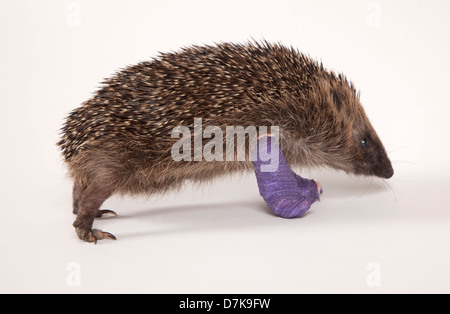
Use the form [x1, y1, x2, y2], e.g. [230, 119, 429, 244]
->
[1, 0, 449, 293]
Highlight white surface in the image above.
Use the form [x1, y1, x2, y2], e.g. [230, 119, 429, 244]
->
[1, 0, 449, 293]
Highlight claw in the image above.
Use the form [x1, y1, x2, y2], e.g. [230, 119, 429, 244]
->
[76, 228, 117, 244]
[317, 182, 323, 195]
[92, 229, 117, 242]
[96, 209, 118, 218]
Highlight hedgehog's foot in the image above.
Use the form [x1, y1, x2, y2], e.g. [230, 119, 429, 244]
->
[73, 179, 115, 244]
[73, 214, 117, 244]
[293, 173, 323, 198]
[75, 227, 116, 244]
[259, 179, 321, 218]
[253, 136, 322, 218]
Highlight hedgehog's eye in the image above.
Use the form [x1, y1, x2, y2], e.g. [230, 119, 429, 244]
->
[360, 138, 368, 148]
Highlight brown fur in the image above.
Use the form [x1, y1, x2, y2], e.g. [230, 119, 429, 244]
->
[58, 41, 393, 242]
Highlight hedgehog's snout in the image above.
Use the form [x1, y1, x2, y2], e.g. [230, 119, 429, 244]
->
[374, 157, 394, 179]
[351, 129, 394, 179]
[368, 142, 394, 179]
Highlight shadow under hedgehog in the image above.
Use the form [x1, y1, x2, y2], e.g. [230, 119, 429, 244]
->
[58, 41, 394, 243]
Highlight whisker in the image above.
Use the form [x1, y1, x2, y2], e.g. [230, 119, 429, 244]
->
[390, 177, 413, 183]
[342, 177, 374, 204]
[387, 146, 413, 154]
[391, 160, 415, 164]
[386, 179, 403, 197]
[381, 179, 401, 210]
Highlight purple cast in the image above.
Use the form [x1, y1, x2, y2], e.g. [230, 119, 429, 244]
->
[252, 136, 322, 218]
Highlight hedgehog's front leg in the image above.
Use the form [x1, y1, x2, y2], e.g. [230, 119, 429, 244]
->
[72, 180, 117, 244]
[253, 136, 322, 218]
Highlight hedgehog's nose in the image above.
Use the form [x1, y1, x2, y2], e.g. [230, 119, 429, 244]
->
[380, 162, 394, 179]
[374, 158, 394, 179]
[383, 165, 394, 179]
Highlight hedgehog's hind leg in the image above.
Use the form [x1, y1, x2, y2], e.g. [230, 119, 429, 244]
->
[72, 180, 85, 215]
[73, 180, 117, 218]
[73, 179, 117, 243]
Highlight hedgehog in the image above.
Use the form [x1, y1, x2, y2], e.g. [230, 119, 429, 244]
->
[58, 41, 394, 243]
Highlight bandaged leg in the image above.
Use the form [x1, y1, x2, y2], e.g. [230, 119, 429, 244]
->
[252, 136, 322, 218]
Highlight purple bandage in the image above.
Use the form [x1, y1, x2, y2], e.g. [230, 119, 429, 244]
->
[252, 136, 321, 218]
